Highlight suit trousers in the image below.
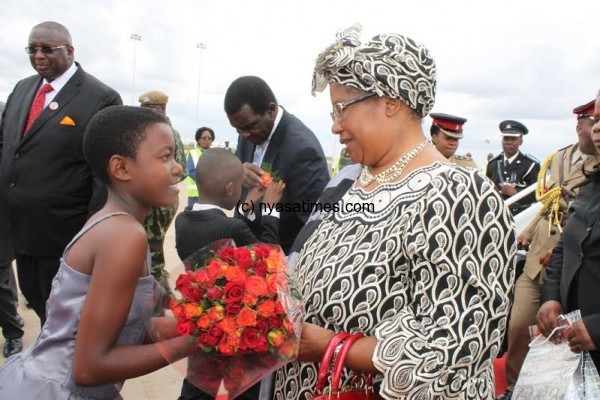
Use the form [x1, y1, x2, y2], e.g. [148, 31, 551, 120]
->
[505, 272, 542, 389]
[0, 262, 23, 339]
[15, 254, 61, 326]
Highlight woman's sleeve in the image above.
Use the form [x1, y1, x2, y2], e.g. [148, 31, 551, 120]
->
[372, 170, 516, 398]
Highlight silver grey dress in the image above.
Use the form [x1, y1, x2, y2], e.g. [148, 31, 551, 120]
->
[0, 212, 155, 399]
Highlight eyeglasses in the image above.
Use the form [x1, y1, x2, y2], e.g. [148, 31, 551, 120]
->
[330, 92, 377, 121]
[25, 45, 67, 55]
[200, 137, 213, 141]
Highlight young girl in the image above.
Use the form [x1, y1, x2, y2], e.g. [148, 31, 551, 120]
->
[0, 105, 194, 399]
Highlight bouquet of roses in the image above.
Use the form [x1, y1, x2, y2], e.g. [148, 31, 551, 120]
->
[170, 239, 303, 399]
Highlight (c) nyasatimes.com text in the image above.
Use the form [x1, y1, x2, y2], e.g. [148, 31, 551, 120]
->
[238, 200, 375, 215]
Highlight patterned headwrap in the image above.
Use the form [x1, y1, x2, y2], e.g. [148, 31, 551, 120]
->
[312, 24, 436, 117]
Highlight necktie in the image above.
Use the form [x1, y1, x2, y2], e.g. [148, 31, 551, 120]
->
[24, 83, 53, 135]
[504, 159, 509, 168]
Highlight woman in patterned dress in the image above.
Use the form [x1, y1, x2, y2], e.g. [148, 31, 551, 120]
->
[273, 25, 516, 400]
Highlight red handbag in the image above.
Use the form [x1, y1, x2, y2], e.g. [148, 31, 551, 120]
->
[313, 333, 383, 400]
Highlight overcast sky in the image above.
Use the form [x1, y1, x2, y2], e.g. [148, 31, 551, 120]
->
[1, 0, 599, 165]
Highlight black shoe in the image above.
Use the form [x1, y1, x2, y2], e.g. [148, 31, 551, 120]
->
[16, 315, 24, 328]
[495, 390, 512, 400]
[2, 337, 23, 358]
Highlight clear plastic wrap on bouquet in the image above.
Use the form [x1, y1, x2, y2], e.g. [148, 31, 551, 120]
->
[513, 310, 600, 399]
[167, 239, 303, 399]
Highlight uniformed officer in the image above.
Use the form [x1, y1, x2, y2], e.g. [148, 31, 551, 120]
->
[429, 112, 478, 168]
[486, 120, 540, 215]
[496, 101, 598, 400]
[138, 90, 187, 316]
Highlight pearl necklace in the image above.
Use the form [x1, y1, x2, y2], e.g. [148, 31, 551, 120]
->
[359, 140, 429, 185]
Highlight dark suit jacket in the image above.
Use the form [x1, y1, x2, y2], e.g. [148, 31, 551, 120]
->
[236, 108, 329, 254]
[0, 63, 122, 257]
[542, 177, 600, 366]
[174, 208, 279, 261]
[486, 151, 540, 214]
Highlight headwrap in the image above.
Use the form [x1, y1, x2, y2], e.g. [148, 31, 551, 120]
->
[312, 24, 436, 117]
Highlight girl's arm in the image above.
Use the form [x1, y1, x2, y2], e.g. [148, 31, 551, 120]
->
[72, 220, 194, 386]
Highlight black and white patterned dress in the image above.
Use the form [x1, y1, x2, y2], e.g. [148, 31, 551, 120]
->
[274, 162, 516, 400]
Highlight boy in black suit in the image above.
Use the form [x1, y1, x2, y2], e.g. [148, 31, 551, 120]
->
[174, 148, 284, 400]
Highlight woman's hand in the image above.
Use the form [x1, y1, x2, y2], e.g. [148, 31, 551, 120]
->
[566, 320, 597, 353]
[537, 300, 563, 342]
[297, 323, 335, 363]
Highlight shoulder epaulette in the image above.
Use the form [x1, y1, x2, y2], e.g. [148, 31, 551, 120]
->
[523, 153, 540, 163]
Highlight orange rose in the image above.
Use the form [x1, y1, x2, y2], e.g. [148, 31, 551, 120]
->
[267, 330, 286, 347]
[256, 300, 276, 318]
[225, 266, 248, 282]
[170, 301, 186, 318]
[184, 303, 203, 319]
[218, 340, 236, 355]
[196, 314, 213, 329]
[245, 275, 269, 297]
[207, 259, 226, 280]
[260, 172, 273, 187]
[266, 249, 287, 273]
[218, 317, 238, 335]
[237, 308, 257, 327]
[242, 293, 258, 307]
[207, 304, 225, 322]
[278, 338, 299, 359]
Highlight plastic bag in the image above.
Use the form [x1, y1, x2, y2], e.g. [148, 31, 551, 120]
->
[513, 310, 600, 399]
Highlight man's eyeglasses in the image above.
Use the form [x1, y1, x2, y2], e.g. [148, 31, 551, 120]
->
[330, 92, 377, 121]
[25, 45, 67, 55]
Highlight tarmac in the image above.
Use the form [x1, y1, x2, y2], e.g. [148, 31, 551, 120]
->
[1, 182, 191, 399]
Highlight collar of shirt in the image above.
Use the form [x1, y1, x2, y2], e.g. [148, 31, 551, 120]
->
[192, 203, 223, 212]
[571, 147, 583, 165]
[504, 151, 520, 165]
[41, 62, 78, 107]
[253, 105, 284, 166]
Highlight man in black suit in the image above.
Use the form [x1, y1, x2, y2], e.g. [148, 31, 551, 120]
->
[225, 76, 329, 255]
[0, 100, 25, 358]
[0, 21, 122, 326]
[486, 120, 540, 215]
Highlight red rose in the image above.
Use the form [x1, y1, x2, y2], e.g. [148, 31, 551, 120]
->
[234, 247, 253, 270]
[225, 302, 242, 317]
[206, 287, 223, 301]
[256, 316, 270, 333]
[268, 316, 284, 330]
[253, 245, 271, 259]
[223, 281, 244, 303]
[176, 319, 197, 335]
[195, 269, 213, 286]
[175, 271, 195, 291]
[252, 260, 268, 277]
[180, 285, 205, 303]
[217, 247, 236, 263]
[209, 325, 225, 340]
[197, 332, 219, 348]
[240, 328, 266, 351]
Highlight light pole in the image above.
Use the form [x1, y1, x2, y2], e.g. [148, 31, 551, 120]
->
[195, 42, 207, 121]
[130, 33, 142, 105]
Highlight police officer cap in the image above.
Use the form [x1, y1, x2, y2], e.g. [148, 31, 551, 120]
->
[499, 120, 528, 137]
[430, 113, 467, 139]
[572, 99, 595, 120]
[138, 90, 168, 106]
